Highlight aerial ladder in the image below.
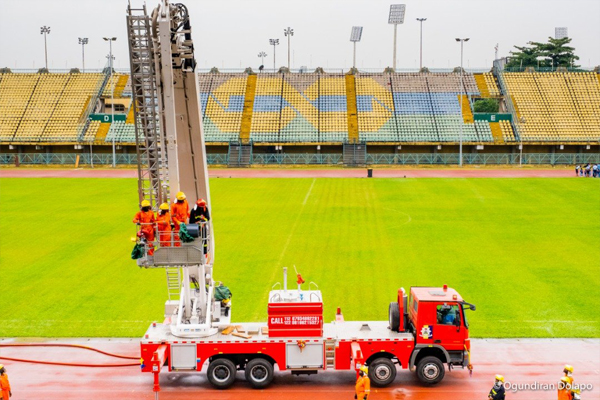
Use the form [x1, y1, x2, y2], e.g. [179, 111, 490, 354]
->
[127, 0, 229, 338]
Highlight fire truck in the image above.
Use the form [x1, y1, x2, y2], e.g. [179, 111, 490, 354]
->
[126, 0, 476, 393]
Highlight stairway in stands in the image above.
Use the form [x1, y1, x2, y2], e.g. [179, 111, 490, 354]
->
[345, 74, 359, 143]
[459, 95, 474, 123]
[228, 142, 252, 167]
[343, 143, 366, 166]
[489, 122, 504, 144]
[474, 74, 490, 97]
[95, 122, 111, 142]
[239, 74, 257, 144]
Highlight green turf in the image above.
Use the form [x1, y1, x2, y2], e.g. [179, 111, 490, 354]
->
[0, 177, 599, 338]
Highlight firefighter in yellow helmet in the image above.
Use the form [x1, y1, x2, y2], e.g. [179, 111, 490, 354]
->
[132, 200, 156, 255]
[170, 191, 189, 247]
[488, 375, 505, 400]
[355, 365, 370, 400]
[563, 365, 574, 386]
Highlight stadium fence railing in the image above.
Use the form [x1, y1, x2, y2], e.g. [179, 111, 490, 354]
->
[2, 153, 599, 166]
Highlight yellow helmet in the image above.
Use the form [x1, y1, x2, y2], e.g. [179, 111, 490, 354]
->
[495, 375, 505, 382]
[159, 202, 169, 211]
[360, 365, 369, 374]
[176, 191, 186, 201]
[0, 364, 4, 369]
[141, 200, 151, 208]
[564, 364, 574, 373]
[560, 376, 570, 384]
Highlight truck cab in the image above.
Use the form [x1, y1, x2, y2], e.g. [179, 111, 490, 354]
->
[388, 285, 475, 385]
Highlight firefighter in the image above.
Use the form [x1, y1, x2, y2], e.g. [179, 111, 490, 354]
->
[563, 365, 574, 386]
[133, 200, 156, 256]
[0, 364, 11, 400]
[355, 365, 370, 400]
[156, 202, 172, 247]
[558, 376, 572, 400]
[488, 375, 506, 400]
[170, 191, 189, 247]
[189, 198, 210, 254]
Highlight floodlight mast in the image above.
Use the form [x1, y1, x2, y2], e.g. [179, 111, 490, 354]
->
[269, 38, 279, 71]
[416, 18, 426, 70]
[284, 27, 294, 69]
[78, 37, 88, 72]
[40, 26, 51, 70]
[350, 26, 363, 69]
[455, 37, 469, 167]
[388, 4, 405, 71]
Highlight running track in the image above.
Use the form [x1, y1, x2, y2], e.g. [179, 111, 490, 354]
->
[0, 338, 598, 399]
[0, 167, 576, 178]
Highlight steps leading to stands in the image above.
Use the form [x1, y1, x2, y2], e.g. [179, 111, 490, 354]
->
[343, 143, 366, 166]
[474, 74, 490, 97]
[113, 75, 129, 98]
[239, 74, 257, 144]
[511, 95, 522, 120]
[459, 95, 474, 123]
[95, 122, 111, 142]
[345, 74, 359, 143]
[227, 142, 252, 167]
[489, 122, 505, 144]
[126, 104, 135, 124]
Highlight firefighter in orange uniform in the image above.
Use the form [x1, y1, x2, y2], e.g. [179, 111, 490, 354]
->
[0, 364, 12, 400]
[563, 365, 574, 386]
[133, 200, 156, 255]
[558, 376, 572, 400]
[355, 365, 370, 400]
[156, 202, 172, 247]
[170, 191, 189, 247]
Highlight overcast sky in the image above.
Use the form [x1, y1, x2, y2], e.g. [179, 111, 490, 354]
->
[0, 0, 598, 71]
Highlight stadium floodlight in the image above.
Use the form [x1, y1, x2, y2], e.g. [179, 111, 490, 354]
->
[387, 5, 406, 71]
[416, 18, 426, 70]
[269, 39, 279, 72]
[455, 38, 469, 167]
[40, 26, 51, 70]
[350, 26, 363, 42]
[103, 37, 117, 168]
[388, 4, 406, 24]
[284, 27, 294, 69]
[78, 37, 89, 72]
[350, 26, 363, 70]
[555, 27, 568, 40]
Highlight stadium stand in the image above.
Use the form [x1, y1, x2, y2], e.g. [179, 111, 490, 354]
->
[199, 73, 246, 142]
[474, 73, 500, 97]
[0, 72, 105, 143]
[357, 73, 485, 142]
[503, 72, 600, 142]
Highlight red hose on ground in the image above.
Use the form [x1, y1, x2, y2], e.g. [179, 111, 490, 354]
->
[0, 343, 140, 367]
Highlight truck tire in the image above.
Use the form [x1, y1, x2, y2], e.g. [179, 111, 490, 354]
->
[245, 358, 274, 388]
[416, 356, 445, 385]
[368, 357, 396, 387]
[389, 302, 400, 332]
[207, 358, 237, 389]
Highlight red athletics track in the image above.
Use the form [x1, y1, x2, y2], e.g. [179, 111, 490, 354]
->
[0, 167, 575, 178]
[1, 339, 598, 399]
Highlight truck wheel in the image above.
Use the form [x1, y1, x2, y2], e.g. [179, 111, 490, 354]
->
[207, 358, 237, 389]
[368, 357, 397, 387]
[389, 302, 400, 332]
[245, 358, 274, 388]
[416, 356, 445, 385]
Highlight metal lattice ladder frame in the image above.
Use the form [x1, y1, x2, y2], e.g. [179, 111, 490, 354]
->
[126, 4, 168, 207]
[165, 266, 181, 300]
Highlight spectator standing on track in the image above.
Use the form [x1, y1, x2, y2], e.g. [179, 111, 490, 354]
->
[592, 164, 598, 178]
[0, 364, 12, 400]
[488, 375, 506, 400]
[355, 366, 370, 400]
[575, 165, 580, 176]
[156, 202, 172, 247]
[584, 164, 591, 177]
[133, 200, 156, 256]
[170, 191, 189, 247]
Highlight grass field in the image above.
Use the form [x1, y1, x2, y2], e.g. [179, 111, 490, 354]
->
[0, 177, 599, 338]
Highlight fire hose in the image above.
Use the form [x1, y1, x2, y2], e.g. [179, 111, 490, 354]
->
[0, 343, 139, 367]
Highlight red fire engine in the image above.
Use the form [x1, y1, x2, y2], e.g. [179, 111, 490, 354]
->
[126, 0, 475, 393]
